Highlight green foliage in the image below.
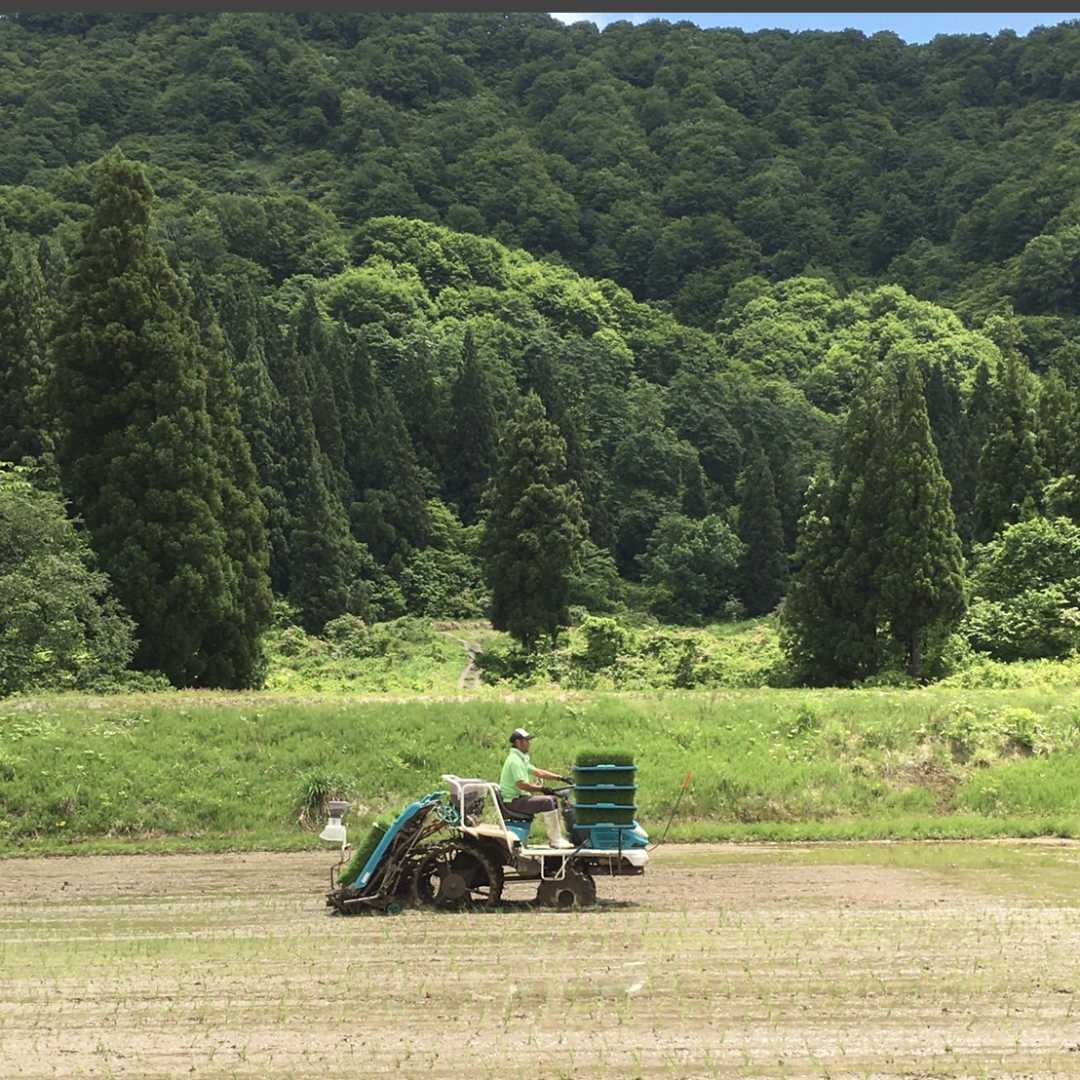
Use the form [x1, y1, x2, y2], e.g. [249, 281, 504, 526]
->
[398, 499, 486, 619]
[567, 540, 625, 614]
[445, 329, 500, 524]
[294, 765, 350, 826]
[974, 343, 1046, 542]
[4, 12, 1080, 336]
[876, 361, 967, 678]
[3, 17, 1080, 690]
[640, 514, 745, 621]
[264, 614, 464, 694]
[737, 441, 787, 616]
[575, 751, 635, 767]
[0, 464, 136, 696]
[576, 616, 631, 671]
[778, 465, 849, 684]
[782, 364, 966, 683]
[482, 617, 785, 691]
[0, 229, 55, 465]
[482, 393, 586, 648]
[400, 547, 487, 620]
[337, 818, 390, 889]
[962, 516, 1080, 660]
[9, 686, 1080, 852]
[49, 152, 270, 688]
[194, 292, 274, 689]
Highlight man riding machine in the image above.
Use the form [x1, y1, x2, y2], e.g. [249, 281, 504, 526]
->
[498, 726, 574, 848]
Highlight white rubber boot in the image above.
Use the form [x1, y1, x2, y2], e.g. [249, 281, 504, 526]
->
[543, 810, 574, 849]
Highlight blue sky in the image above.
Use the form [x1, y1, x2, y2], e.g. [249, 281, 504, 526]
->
[549, 12, 1080, 43]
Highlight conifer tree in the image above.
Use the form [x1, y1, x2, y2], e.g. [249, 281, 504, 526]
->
[351, 383, 430, 568]
[829, 375, 889, 679]
[190, 281, 273, 687]
[50, 151, 267, 687]
[923, 361, 967, 525]
[783, 362, 967, 682]
[0, 230, 55, 465]
[957, 359, 994, 546]
[876, 361, 966, 679]
[737, 439, 787, 616]
[522, 334, 589, 497]
[679, 453, 710, 519]
[779, 464, 849, 684]
[392, 329, 445, 488]
[1037, 369, 1078, 480]
[219, 280, 291, 590]
[341, 342, 379, 506]
[446, 329, 499, 524]
[295, 291, 348, 495]
[974, 351, 1046, 541]
[289, 468, 373, 632]
[267, 313, 364, 626]
[482, 393, 585, 649]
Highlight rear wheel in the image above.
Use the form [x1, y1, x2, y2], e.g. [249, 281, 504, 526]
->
[411, 840, 503, 910]
[535, 867, 596, 910]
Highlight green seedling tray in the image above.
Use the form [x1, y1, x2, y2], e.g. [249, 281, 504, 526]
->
[573, 784, 637, 805]
[573, 767, 637, 788]
[572, 803, 637, 825]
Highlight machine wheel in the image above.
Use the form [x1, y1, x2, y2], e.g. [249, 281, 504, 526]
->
[411, 840, 503, 910]
[535, 867, 596, 911]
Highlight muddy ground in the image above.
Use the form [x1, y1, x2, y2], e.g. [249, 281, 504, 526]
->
[3, 842, 1080, 1078]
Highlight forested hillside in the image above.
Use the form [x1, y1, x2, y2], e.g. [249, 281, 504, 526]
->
[1, 12, 1079, 692]
[4, 12, 1080, 330]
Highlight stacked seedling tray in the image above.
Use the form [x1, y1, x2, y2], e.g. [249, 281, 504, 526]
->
[336, 818, 389, 889]
[571, 752, 646, 849]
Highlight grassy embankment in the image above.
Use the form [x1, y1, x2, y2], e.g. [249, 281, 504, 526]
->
[5, 681, 1080, 856]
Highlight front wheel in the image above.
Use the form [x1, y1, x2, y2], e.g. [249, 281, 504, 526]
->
[411, 840, 503, 910]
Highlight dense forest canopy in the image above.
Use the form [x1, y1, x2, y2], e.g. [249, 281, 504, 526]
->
[1, 12, 1079, 689]
[3, 13, 1080, 331]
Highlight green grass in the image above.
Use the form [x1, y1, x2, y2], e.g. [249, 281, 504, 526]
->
[263, 615, 478, 694]
[4, 685, 1080, 855]
[252, 613, 1080, 697]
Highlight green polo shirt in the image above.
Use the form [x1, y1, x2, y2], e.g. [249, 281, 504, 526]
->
[500, 746, 537, 803]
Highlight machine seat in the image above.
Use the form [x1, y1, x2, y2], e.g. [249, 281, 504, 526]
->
[495, 790, 534, 822]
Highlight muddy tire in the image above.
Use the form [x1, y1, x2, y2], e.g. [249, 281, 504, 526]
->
[411, 840, 503, 910]
[535, 867, 596, 910]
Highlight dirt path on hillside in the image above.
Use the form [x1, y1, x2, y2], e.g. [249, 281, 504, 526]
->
[4, 843, 1080, 1078]
[456, 639, 483, 689]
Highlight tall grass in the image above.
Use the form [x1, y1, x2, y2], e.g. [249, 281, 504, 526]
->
[3, 686, 1080, 854]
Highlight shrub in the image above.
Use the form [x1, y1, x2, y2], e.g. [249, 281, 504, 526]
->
[0, 465, 136, 696]
[567, 540, 625, 613]
[323, 614, 369, 657]
[400, 547, 487, 619]
[640, 513, 745, 621]
[475, 639, 555, 687]
[964, 591, 1080, 661]
[294, 767, 351, 828]
[963, 517, 1080, 661]
[576, 616, 631, 670]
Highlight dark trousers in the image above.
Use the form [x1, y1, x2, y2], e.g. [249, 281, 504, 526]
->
[505, 795, 556, 816]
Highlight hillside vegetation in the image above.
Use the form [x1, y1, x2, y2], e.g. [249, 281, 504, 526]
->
[5, 686, 1080, 855]
[1, 12, 1079, 701]
[4, 13, 1080, 330]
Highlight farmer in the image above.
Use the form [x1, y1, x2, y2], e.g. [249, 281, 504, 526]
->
[500, 727, 574, 848]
